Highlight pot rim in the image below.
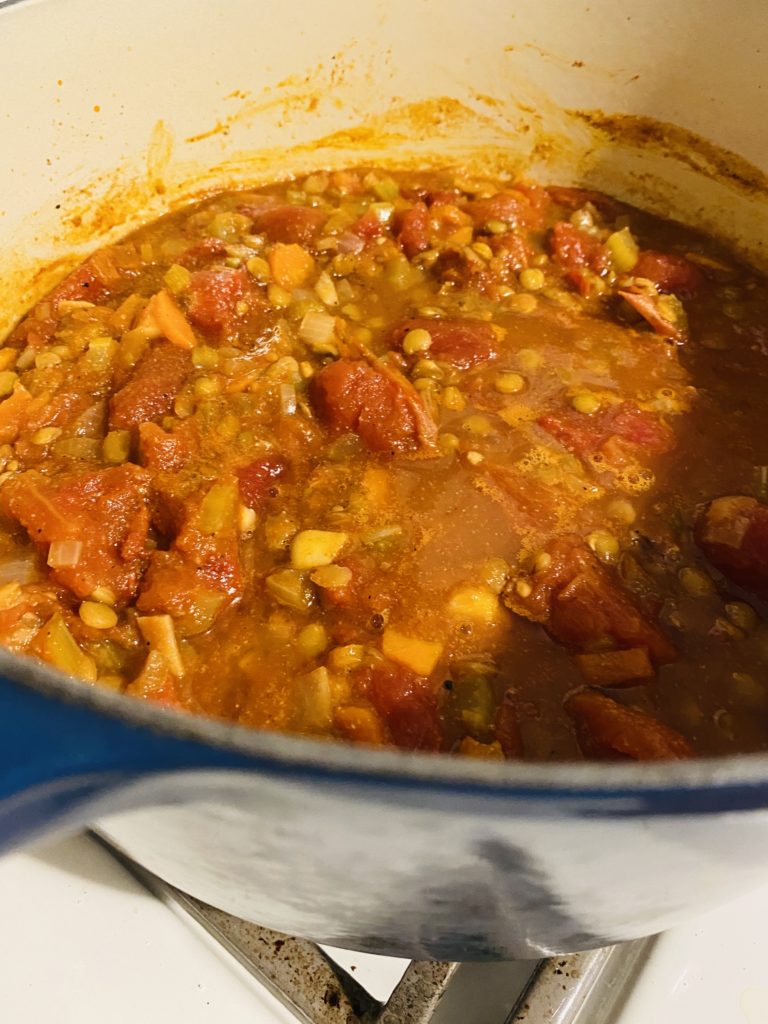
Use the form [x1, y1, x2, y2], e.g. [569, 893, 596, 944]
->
[7, 645, 768, 800]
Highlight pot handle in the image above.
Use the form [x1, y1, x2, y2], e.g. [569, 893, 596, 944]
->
[0, 669, 249, 853]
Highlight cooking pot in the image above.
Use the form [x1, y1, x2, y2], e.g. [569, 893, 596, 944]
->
[2, 0, 768, 961]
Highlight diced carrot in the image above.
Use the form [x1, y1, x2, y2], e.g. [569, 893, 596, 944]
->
[268, 243, 315, 290]
[34, 612, 97, 682]
[140, 289, 197, 350]
[333, 705, 386, 745]
[0, 388, 33, 444]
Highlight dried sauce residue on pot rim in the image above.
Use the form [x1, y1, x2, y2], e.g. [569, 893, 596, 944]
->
[2, 89, 768, 332]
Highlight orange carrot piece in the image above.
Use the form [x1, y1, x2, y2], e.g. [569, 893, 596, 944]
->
[0, 388, 33, 444]
[141, 289, 196, 350]
[268, 243, 315, 290]
[333, 705, 386, 745]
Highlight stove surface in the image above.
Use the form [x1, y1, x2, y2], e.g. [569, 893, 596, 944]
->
[1, 832, 767, 1024]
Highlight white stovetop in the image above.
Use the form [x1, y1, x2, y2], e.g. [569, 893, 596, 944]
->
[2, 832, 768, 1024]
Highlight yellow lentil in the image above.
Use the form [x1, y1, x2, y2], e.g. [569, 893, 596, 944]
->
[519, 268, 545, 291]
[79, 601, 118, 630]
[441, 386, 465, 411]
[102, 430, 131, 464]
[679, 567, 716, 598]
[587, 530, 620, 562]
[402, 328, 433, 355]
[725, 601, 758, 633]
[508, 293, 538, 314]
[517, 347, 542, 371]
[298, 623, 329, 660]
[31, 427, 62, 445]
[494, 371, 525, 395]
[462, 415, 493, 437]
[571, 392, 602, 415]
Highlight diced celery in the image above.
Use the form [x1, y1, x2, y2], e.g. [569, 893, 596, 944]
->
[137, 614, 184, 677]
[297, 623, 329, 660]
[197, 481, 239, 535]
[445, 674, 495, 739]
[370, 176, 400, 202]
[265, 569, 315, 612]
[607, 226, 639, 272]
[37, 613, 97, 681]
[163, 263, 191, 295]
[294, 666, 333, 731]
[291, 530, 348, 570]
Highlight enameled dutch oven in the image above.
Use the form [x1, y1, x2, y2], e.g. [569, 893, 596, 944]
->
[1, 0, 768, 960]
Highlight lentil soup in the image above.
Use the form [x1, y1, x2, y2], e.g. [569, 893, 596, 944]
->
[3, 167, 768, 762]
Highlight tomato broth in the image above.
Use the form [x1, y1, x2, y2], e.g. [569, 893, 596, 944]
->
[2, 167, 768, 762]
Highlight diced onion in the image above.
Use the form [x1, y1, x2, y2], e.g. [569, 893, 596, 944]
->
[298, 310, 336, 348]
[279, 383, 297, 416]
[370, 202, 394, 224]
[336, 231, 364, 254]
[47, 540, 83, 569]
[137, 614, 184, 677]
[0, 556, 38, 585]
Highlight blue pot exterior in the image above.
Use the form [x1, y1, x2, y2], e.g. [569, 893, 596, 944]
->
[3, 655, 768, 958]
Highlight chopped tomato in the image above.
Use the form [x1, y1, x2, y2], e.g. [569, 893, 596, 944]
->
[0, 389, 35, 445]
[396, 202, 430, 258]
[137, 551, 230, 635]
[549, 221, 608, 272]
[392, 317, 500, 370]
[109, 342, 192, 430]
[237, 456, 288, 509]
[49, 261, 112, 309]
[138, 421, 197, 473]
[425, 189, 463, 207]
[178, 237, 227, 270]
[365, 663, 442, 751]
[310, 358, 437, 454]
[633, 251, 704, 297]
[187, 268, 252, 334]
[565, 691, 694, 760]
[469, 186, 549, 230]
[351, 210, 384, 243]
[504, 537, 676, 664]
[539, 402, 674, 458]
[695, 496, 768, 600]
[245, 204, 327, 246]
[488, 232, 533, 272]
[0, 464, 151, 602]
